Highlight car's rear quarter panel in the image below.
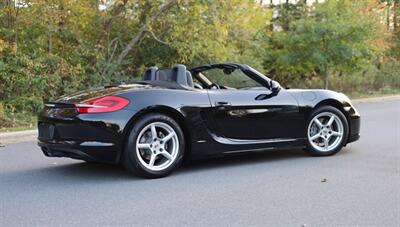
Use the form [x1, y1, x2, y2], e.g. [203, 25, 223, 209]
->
[38, 109, 137, 163]
[118, 88, 212, 157]
[38, 87, 212, 163]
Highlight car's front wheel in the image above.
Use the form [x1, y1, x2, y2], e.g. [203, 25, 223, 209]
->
[123, 113, 185, 178]
[305, 106, 349, 156]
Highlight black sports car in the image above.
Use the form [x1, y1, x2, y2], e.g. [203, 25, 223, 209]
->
[38, 63, 360, 178]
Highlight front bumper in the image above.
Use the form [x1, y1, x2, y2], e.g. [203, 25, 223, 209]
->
[347, 112, 361, 144]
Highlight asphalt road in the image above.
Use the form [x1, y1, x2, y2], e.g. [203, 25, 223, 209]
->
[0, 99, 399, 226]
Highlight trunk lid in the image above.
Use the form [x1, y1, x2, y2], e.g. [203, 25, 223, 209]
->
[50, 83, 150, 105]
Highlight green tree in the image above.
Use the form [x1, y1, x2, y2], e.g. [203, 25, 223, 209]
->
[261, 0, 381, 89]
[0, 0, 397, 128]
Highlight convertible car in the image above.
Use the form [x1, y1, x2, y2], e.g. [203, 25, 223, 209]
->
[38, 63, 360, 178]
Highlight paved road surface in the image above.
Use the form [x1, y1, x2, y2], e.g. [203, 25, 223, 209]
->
[1, 100, 399, 226]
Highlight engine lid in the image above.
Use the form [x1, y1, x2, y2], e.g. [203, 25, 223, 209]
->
[53, 83, 150, 104]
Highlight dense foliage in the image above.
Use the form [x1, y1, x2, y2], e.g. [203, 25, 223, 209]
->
[0, 0, 399, 128]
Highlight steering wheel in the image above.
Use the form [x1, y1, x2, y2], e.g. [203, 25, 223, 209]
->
[209, 83, 220, 89]
[193, 83, 203, 89]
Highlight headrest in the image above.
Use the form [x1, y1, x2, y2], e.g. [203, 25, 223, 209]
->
[173, 64, 193, 88]
[185, 71, 194, 87]
[143, 65, 194, 88]
[142, 66, 158, 81]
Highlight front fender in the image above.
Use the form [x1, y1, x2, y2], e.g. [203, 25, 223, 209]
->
[287, 89, 360, 144]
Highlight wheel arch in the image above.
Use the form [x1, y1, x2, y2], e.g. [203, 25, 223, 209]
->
[121, 105, 192, 162]
[313, 99, 352, 144]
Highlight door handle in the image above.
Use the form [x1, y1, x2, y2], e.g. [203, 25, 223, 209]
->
[255, 93, 274, 100]
[215, 101, 231, 107]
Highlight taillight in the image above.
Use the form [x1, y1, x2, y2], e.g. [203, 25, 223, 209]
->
[75, 96, 129, 114]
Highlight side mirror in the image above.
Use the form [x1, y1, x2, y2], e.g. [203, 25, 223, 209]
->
[269, 80, 281, 94]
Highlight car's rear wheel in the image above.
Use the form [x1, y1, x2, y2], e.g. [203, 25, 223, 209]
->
[305, 106, 349, 156]
[123, 113, 185, 178]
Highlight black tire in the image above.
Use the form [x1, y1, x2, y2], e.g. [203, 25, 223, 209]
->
[122, 113, 185, 178]
[305, 105, 349, 156]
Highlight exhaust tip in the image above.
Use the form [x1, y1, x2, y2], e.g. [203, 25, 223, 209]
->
[41, 147, 51, 156]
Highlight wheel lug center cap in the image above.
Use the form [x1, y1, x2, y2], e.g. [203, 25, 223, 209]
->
[153, 141, 160, 149]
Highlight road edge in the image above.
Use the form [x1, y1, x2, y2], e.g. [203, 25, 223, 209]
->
[0, 130, 38, 145]
[1, 94, 399, 145]
[351, 94, 400, 104]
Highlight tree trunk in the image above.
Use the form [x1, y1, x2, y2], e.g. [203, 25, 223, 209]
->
[102, 0, 128, 36]
[115, 0, 176, 67]
[387, 1, 391, 31]
[47, 23, 52, 54]
[14, 6, 19, 53]
[394, 0, 398, 32]
[323, 67, 329, 89]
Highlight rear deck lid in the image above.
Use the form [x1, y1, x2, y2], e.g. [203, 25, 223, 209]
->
[54, 83, 149, 104]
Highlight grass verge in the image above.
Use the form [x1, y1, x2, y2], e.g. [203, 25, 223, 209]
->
[0, 112, 37, 133]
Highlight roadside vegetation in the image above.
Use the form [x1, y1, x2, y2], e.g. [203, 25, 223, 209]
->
[0, 0, 399, 131]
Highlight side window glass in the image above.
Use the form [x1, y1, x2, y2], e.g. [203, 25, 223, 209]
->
[202, 68, 262, 89]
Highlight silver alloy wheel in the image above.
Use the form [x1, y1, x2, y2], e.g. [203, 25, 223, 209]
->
[307, 112, 344, 152]
[136, 122, 179, 171]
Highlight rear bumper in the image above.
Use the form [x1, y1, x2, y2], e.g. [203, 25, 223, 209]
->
[37, 109, 137, 163]
[38, 140, 120, 163]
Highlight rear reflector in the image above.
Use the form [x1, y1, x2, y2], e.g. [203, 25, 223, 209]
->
[76, 96, 129, 113]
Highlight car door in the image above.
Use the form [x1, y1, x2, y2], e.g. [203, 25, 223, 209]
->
[206, 88, 303, 141]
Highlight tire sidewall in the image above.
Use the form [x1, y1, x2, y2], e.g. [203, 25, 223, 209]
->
[306, 106, 349, 156]
[123, 113, 185, 178]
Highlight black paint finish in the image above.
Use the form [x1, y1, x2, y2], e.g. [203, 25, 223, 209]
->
[37, 64, 360, 163]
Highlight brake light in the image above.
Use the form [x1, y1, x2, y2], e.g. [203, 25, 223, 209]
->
[75, 96, 129, 114]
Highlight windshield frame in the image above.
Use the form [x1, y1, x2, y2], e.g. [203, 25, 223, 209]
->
[190, 63, 272, 89]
